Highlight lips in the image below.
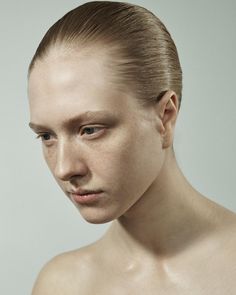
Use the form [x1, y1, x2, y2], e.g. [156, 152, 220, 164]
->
[69, 188, 103, 195]
[68, 189, 104, 204]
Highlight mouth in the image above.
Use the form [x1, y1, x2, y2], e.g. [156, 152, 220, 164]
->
[70, 188, 103, 195]
[68, 189, 104, 204]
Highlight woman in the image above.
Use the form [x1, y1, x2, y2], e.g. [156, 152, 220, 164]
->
[28, 1, 236, 294]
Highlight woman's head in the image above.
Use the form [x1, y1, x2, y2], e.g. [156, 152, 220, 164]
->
[28, 1, 181, 224]
[28, 1, 182, 108]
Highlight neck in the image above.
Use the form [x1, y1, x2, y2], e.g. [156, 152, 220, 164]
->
[104, 149, 221, 261]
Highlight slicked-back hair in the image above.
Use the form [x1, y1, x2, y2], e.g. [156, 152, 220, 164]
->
[29, 1, 182, 108]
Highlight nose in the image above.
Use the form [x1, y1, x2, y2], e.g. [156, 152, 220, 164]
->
[54, 139, 88, 181]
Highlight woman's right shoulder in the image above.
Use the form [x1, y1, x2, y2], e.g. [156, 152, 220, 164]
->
[31, 245, 96, 295]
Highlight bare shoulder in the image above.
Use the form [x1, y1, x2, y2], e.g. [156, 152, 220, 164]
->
[212, 217, 236, 292]
[205, 209, 236, 277]
[213, 207, 236, 257]
[31, 245, 97, 295]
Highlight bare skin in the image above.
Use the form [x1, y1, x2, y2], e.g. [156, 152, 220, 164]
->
[28, 46, 236, 294]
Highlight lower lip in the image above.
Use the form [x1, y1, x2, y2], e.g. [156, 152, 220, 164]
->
[71, 192, 103, 204]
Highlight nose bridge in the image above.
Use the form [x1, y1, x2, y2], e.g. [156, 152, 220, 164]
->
[55, 137, 87, 181]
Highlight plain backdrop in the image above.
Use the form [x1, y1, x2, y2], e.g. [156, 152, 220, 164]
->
[1, 0, 235, 294]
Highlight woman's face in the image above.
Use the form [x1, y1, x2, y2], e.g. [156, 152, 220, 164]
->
[28, 47, 165, 224]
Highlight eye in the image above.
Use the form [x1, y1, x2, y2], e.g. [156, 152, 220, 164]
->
[36, 133, 52, 141]
[80, 126, 104, 136]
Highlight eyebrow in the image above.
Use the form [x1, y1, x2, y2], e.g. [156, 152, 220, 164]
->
[28, 110, 117, 131]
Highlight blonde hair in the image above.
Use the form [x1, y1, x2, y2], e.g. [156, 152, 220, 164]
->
[29, 1, 182, 108]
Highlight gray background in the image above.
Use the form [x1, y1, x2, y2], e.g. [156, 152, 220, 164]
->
[1, 0, 235, 294]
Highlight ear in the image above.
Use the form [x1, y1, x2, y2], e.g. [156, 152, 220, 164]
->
[156, 90, 179, 149]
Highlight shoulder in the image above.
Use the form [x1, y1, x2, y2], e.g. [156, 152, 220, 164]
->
[211, 209, 236, 258]
[31, 246, 96, 295]
[205, 213, 236, 277]
[212, 224, 236, 292]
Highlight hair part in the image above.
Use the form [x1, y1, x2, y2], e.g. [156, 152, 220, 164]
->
[29, 1, 183, 108]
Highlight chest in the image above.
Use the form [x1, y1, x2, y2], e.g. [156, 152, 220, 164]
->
[85, 263, 236, 295]
[88, 277, 235, 295]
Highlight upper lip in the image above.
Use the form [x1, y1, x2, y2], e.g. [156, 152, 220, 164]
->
[69, 189, 102, 196]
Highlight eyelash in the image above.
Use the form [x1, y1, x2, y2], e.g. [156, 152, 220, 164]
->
[36, 133, 52, 141]
[80, 126, 104, 136]
[36, 126, 105, 142]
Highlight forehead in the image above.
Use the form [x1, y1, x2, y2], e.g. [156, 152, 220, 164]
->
[28, 46, 143, 125]
[29, 46, 113, 96]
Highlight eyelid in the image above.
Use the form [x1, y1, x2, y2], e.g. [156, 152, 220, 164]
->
[80, 125, 106, 137]
[35, 133, 50, 139]
[34, 125, 107, 143]
[35, 132, 56, 145]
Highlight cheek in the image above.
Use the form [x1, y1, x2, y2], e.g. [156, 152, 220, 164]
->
[42, 148, 66, 191]
[123, 136, 163, 190]
[92, 128, 164, 196]
[42, 147, 56, 173]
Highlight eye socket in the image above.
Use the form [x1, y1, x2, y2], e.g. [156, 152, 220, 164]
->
[36, 133, 52, 141]
[35, 126, 105, 143]
[80, 126, 104, 136]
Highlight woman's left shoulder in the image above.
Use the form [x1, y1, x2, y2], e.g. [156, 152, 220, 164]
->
[216, 211, 236, 261]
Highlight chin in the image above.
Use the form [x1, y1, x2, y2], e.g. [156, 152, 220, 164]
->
[77, 206, 118, 224]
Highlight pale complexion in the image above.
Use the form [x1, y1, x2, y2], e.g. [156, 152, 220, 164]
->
[28, 46, 236, 294]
